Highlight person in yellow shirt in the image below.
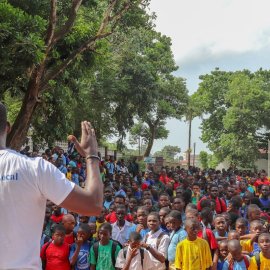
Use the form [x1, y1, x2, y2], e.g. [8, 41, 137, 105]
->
[175, 219, 212, 270]
[249, 233, 270, 269]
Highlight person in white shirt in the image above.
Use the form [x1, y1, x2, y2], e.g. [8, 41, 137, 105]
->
[0, 102, 103, 270]
[112, 205, 133, 245]
[141, 212, 170, 270]
[115, 231, 153, 270]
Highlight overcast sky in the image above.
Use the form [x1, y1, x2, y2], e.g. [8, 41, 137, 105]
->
[148, 0, 270, 155]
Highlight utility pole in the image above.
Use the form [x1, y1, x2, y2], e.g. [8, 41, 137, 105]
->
[187, 116, 192, 168]
[193, 142, 196, 167]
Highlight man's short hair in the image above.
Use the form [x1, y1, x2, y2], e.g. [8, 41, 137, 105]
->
[0, 102, 7, 134]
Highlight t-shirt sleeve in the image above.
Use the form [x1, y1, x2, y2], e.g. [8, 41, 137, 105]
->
[90, 246, 96, 265]
[37, 158, 75, 205]
[174, 242, 182, 269]
[158, 235, 170, 258]
[69, 243, 76, 261]
[115, 249, 125, 268]
[203, 240, 212, 268]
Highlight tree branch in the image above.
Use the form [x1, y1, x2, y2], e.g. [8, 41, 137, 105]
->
[45, 0, 57, 47]
[53, 0, 83, 43]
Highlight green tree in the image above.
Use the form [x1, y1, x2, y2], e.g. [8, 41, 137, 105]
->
[1, 0, 151, 150]
[194, 68, 270, 167]
[153, 145, 181, 161]
[199, 151, 208, 169]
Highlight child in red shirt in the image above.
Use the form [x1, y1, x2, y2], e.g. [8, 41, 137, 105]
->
[41, 224, 70, 270]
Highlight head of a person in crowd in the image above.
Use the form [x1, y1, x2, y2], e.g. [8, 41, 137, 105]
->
[45, 207, 52, 221]
[258, 233, 270, 256]
[128, 231, 142, 249]
[104, 187, 113, 201]
[160, 168, 167, 176]
[227, 230, 240, 241]
[214, 215, 227, 233]
[219, 240, 229, 260]
[45, 148, 52, 158]
[114, 194, 125, 208]
[136, 206, 148, 227]
[210, 184, 219, 199]
[260, 171, 267, 180]
[239, 181, 248, 193]
[226, 186, 236, 200]
[221, 212, 231, 229]
[77, 223, 91, 243]
[159, 207, 171, 226]
[228, 196, 242, 213]
[142, 189, 152, 200]
[243, 191, 254, 205]
[79, 215, 89, 224]
[176, 187, 184, 197]
[247, 204, 261, 221]
[182, 178, 190, 189]
[167, 210, 182, 232]
[200, 207, 213, 226]
[192, 182, 200, 196]
[128, 197, 138, 211]
[62, 214, 76, 234]
[261, 185, 270, 198]
[250, 220, 264, 241]
[210, 199, 217, 212]
[172, 196, 185, 212]
[88, 222, 97, 237]
[96, 207, 106, 222]
[52, 204, 62, 216]
[147, 212, 160, 232]
[229, 175, 236, 185]
[185, 218, 200, 241]
[235, 217, 248, 236]
[109, 203, 116, 213]
[185, 209, 199, 220]
[185, 203, 197, 212]
[158, 193, 170, 208]
[116, 205, 126, 224]
[143, 198, 153, 212]
[98, 223, 112, 245]
[200, 199, 212, 210]
[126, 186, 132, 198]
[227, 239, 243, 261]
[218, 184, 225, 196]
[52, 224, 66, 246]
[131, 181, 139, 191]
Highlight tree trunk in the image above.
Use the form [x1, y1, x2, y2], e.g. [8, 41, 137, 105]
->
[7, 69, 41, 150]
[187, 116, 192, 168]
[144, 126, 156, 157]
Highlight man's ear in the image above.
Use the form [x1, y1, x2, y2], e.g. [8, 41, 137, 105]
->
[6, 122, 11, 134]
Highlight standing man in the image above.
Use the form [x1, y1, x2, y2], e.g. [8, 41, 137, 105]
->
[0, 102, 103, 269]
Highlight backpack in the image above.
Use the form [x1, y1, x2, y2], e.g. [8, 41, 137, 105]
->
[228, 255, 249, 270]
[144, 231, 166, 248]
[123, 246, 144, 267]
[93, 240, 121, 268]
[255, 253, 261, 270]
[41, 241, 52, 270]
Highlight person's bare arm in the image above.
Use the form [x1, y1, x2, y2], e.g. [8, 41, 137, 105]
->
[140, 243, 165, 263]
[60, 121, 103, 216]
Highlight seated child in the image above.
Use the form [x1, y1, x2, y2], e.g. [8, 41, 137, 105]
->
[115, 231, 152, 270]
[222, 239, 250, 270]
[175, 219, 212, 270]
[249, 233, 270, 269]
[40, 224, 70, 270]
[70, 224, 92, 270]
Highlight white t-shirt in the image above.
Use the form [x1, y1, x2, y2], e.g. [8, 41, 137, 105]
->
[0, 149, 75, 269]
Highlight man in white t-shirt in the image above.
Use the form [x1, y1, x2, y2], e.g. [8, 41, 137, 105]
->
[0, 102, 103, 270]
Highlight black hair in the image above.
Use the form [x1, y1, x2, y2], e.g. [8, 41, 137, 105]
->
[200, 199, 212, 209]
[99, 222, 112, 234]
[159, 192, 170, 199]
[52, 224, 66, 234]
[168, 210, 182, 221]
[129, 231, 142, 241]
[115, 194, 125, 201]
[192, 182, 200, 187]
[235, 217, 248, 226]
[159, 207, 171, 215]
[148, 212, 159, 219]
[137, 206, 149, 214]
[200, 207, 212, 219]
[0, 102, 7, 134]
[79, 223, 91, 234]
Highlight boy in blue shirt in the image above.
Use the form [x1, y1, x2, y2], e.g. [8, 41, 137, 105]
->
[70, 224, 92, 270]
[167, 210, 187, 270]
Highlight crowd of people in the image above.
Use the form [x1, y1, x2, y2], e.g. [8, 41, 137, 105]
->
[38, 146, 270, 270]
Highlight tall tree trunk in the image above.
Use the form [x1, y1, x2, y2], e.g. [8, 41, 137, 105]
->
[7, 69, 41, 150]
[187, 116, 192, 168]
[144, 126, 156, 157]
